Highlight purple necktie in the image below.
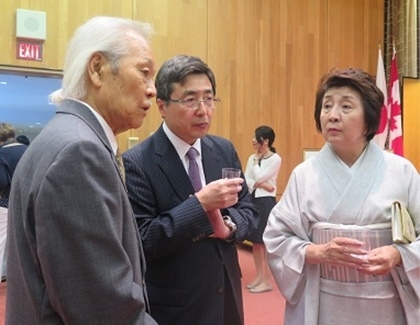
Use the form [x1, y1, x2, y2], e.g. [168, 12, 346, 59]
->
[186, 147, 202, 192]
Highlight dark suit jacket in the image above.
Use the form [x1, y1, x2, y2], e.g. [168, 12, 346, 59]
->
[123, 125, 258, 325]
[6, 100, 156, 324]
[0, 143, 27, 207]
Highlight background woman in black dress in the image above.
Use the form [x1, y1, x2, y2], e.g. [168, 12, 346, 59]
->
[244, 126, 282, 293]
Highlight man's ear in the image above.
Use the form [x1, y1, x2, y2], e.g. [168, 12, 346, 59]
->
[87, 53, 105, 87]
[156, 98, 167, 118]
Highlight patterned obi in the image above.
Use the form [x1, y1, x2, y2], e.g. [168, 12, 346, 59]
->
[312, 222, 393, 283]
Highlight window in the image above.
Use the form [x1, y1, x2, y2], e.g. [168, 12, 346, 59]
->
[0, 70, 62, 142]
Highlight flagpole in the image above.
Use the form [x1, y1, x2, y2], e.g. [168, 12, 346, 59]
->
[372, 44, 389, 149]
[388, 37, 404, 156]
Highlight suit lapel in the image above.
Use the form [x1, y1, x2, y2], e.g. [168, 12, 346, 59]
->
[154, 127, 195, 199]
[57, 99, 112, 151]
[201, 136, 223, 183]
[153, 128, 224, 198]
[57, 100, 124, 186]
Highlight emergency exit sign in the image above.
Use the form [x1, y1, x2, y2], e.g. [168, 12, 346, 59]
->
[16, 40, 43, 61]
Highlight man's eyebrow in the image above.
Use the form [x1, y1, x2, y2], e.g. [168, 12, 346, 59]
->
[181, 89, 213, 96]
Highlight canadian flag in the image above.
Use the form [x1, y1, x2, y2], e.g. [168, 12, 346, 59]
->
[388, 49, 403, 156]
[372, 48, 389, 149]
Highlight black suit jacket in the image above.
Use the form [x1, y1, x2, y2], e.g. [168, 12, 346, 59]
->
[123, 125, 258, 325]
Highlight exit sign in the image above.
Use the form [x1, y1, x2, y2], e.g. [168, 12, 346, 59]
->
[16, 40, 43, 61]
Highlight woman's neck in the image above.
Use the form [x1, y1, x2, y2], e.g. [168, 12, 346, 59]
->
[329, 141, 368, 167]
[257, 147, 272, 158]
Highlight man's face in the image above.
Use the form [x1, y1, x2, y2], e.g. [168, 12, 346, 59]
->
[157, 74, 214, 145]
[89, 34, 156, 135]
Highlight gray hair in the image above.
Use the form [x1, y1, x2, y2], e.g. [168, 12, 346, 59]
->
[0, 123, 15, 142]
[50, 16, 153, 105]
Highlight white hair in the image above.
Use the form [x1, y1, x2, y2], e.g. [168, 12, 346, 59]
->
[49, 16, 153, 105]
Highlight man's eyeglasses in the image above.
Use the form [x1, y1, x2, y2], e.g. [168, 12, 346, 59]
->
[168, 96, 221, 110]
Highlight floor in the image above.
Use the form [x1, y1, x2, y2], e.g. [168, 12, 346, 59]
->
[0, 245, 286, 324]
[238, 244, 286, 325]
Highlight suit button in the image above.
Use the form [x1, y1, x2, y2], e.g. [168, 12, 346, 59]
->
[218, 286, 224, 294]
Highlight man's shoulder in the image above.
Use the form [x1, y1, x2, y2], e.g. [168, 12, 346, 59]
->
[203, 134, 233, 148]
[123, 134, 155, 159]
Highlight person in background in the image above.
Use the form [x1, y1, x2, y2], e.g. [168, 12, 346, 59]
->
[6, 16, 157, 324]
[0, 123, 28, 209]
[0, 123, 28, 281]
[16, 134, 30, 146]
[244, 125, 281, 293]
[264, 68, 420, 325]
[123, 55, 258, 325]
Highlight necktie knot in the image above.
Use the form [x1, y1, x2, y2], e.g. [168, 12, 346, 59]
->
[186, 147, 201, 192]
[186, 147, 198, 160]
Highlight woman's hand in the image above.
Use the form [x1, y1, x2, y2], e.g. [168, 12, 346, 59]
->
[305, 237, 369, 268]
[254, 181, 275, 192]
[357, 245, 402, 276]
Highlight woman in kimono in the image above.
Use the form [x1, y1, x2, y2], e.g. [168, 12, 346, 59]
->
[244, 126, 282, 293]
[263, 68, 420, 325]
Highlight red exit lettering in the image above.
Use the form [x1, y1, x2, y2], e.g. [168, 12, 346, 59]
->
[16, 41, 43, 61]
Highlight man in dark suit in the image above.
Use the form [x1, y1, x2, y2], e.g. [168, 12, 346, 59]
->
[123, 55, 258, 325]
[6, 17, 157, 324]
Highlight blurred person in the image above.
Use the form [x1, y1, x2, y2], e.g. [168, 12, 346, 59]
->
[123, 55, 258, 325]
[244, 125, 281, 293]
[0, 123, 28, 208]
[264, 68, 420, 325]
[16, 134, 30, 146]
[6, 16, 158, 324]
[0, 123, 28, 280]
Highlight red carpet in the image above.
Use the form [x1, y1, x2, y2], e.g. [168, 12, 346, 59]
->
[0, 282, 5, 323]
[238, 244, 286, 325]
[0, 246, 286, 324]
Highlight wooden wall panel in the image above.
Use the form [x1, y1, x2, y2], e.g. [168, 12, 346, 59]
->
[208, 1, 282, 191]
[327, 0, 384, 73]
[327, 0, 366, 68]
[0, 0, 133, 70]
[403, 78, 420, 171]
[208, 0, 384, 194]
[127, 0, 209, 150]
[1, 0, 385, 193]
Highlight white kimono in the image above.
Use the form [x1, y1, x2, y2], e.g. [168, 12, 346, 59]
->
[264, 142, 420, 325]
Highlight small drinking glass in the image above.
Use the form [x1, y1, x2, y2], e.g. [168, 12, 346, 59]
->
[222, 168, 241, 179]
[350, 227, 371, 259]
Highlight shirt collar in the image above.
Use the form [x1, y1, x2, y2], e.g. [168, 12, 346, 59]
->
[69, 99, 118, 155]
[162, 122, 202, 160]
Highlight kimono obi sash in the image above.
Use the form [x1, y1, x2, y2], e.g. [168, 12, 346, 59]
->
[312, 222, 393, 283]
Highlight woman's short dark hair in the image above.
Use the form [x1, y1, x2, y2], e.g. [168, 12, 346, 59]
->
[16, 135, 30, 146]
[313, 68, 384, 141]
[255, 125, 276, 153]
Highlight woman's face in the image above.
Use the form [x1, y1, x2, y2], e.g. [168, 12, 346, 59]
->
[320, 86, 367, 151]
[252, 136, 268, 154]
[252, 137, 261, 149]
